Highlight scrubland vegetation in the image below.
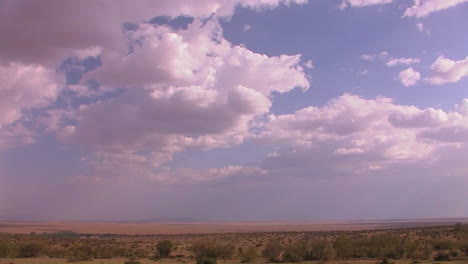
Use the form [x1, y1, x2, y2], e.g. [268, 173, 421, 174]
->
[0, 224, 468, 264]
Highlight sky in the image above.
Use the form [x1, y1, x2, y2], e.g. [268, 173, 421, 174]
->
[1, 0, 468, 222]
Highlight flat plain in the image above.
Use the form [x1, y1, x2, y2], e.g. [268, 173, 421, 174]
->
[1, 218, 468, 235]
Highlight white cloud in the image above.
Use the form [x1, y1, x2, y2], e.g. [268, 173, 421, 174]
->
[0, 63, 63, 149]
[0, 0, 307, 66]
[399, 67, 421, 87]
[60, 19, 308, 175]
[387, 57, 421, 67]
[340, 0, 393, 9]
[303, 59, 314, 69]
[362, 52, 420, 68]
[404, 0, 468, 18]
[256, 94, 468, 179]
[243, 24, 252, 31]
[427, 56, 468, 85]
[360, 51, 389, 61]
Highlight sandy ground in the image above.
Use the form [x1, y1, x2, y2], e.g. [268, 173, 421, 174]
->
[1, 218, 467, 235]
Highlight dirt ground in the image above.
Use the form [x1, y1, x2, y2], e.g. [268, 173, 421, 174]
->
[1, 219, 467, 235]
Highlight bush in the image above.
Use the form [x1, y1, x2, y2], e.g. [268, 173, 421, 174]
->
[334, 235, 353, 259]
[48, 245, 70, 258]
[157, 240, 175, 258]
[125, 260, 141, 264]
[18, 241, 47, 258]
[191, 239, 235, 261]
[283, 243, 306, 263]
[378, 257, 395, 264]
[262, 240, 283, 262]
[434, 251, 450, 261]
[67, 244, 94, 262]
[432, 239, 455, 250]
[239, 245, 260, 263]
[307, 239, 334, 261]
[0, 239, 17, 258]
[197, 256, 217, 264]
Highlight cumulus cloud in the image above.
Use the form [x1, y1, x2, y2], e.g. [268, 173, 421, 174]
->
[399, 67, 421, 87]
[0, 63, 63, 149]
[427, 56, 468, 85]
[404, 0, 468, 18]
[255, 94, 468, 179]
[58, 19, 308, 175]
[0, 0, 307, 66]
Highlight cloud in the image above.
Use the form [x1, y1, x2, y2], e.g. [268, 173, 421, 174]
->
[0, 0, 307, 66]
[387, 57, 421, 67]
[427, 56, 468, 85]
[0, 63, 63, 149]
[360, 51, 389, 61]
[399, 67, 421, 87]
[361, 52, 420, 68]
[255, 94, 468, 180]
[303, 59, 314, 69]
[243, 24, 252, 31]
[59, 19, 308, 175]
[340, 0, 393, 9]
[404, 0, 468, 18]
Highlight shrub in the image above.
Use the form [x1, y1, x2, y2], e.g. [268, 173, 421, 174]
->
[48, 245, 70, 258]
[197, 256, 217, 264]
[0, 239, 17, 258]
[433, 251, 450, 261]
[67, 244, 94, 262]
[239, 245, 260, 263]
[283, 243, 306, 263]
[307, 239, 334, 261]
[378, 257, 394, 264]
[125, 260, 141, 264]
[18, 241, 47, 258]
[334, 235, 353, 259]
[94, 245, 116, 259]
[191, 239, 235, 261]
[157, 240, 175, 258]
[432, 239, 455, 250]
[262, 240, 283, 262]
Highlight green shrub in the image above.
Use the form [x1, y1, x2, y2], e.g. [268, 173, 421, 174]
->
[283, 243, 306, 263]
[48, 245, 70, 258]
[0, 239, 18, 258]
[334, 235, 353, 259]
[307, 239, 334, 261]
[432, 239, 455, 250]
[262, 240, 283, 262]
[18, 241, 47, 258]
[191, 239, 235, 261]
[434, 251, 450, 261]
[124, 260, 141, 264]
[67, 244, 94, 262]
[239, 245, 260, 263]
[197, 256, 217, 264]
[157, 240, 175, 258]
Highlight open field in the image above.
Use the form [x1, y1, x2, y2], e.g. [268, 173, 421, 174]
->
[1, 219, 468, 235]
[1, 221, 468, 264]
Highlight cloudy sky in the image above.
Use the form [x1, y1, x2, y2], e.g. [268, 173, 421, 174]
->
[1, 0, 468, 221]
